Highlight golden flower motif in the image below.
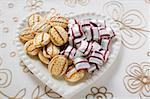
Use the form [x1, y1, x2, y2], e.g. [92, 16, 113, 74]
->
[0, 68, 12, 88]
[103, 1, 150, 50]
[86, 86, 113, 99]
[123, 62, 150, 98]
[24, 0, 43, 12]
[0, 88, 26, 99]
[32, 85, 62, 99]
[64, 0, 89, 7]
[19, 60, 33, 74]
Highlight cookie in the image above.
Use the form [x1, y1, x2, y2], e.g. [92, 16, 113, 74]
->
[32, 21, 51, 32]
[49, 16, 68, 28]
[33, 33, 51, 48]
[64, 66, 86, 83]
[24, 39, 40, 56]
[19, 28, 35, 43]
[28, 13, 42, 27]
[38, 51, 50, 64]
[48, 55, 68, 77]
[49, 26, 68, 46]
[43, 43, 60, 58]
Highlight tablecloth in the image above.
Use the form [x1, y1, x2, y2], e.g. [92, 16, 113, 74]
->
[0, 0, 150, 99]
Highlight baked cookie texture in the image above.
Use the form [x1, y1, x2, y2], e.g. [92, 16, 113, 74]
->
[64, 66, 86, 83]
[33, 33, 51, 48]
[28, 13, 42, 27]
[49, 16, 68, 28]
[49, 26, 68, 46]
[38, 51, 50, 65]
[48, 55, 68, 77]
[19, 28, 35, 43]
[24, 39, 40, 56]
[43, 43, 60, 58]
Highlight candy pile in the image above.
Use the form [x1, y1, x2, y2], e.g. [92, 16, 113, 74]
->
[19, 13, 116, 83]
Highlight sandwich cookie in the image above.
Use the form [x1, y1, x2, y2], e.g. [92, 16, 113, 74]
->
[19, 28, 35, 43]
[32, 20, 51, 33]
[24, 39, 40, 56]
[64, 66, 86, 83]
[48, 55, 68, 77]
[38, 51, 50, 65]
[28, 13, 42, 27]
[43, 43, 60, 58]
[49, 26, 68, 46]
[33, 33, 51, 48]
[49, 16, 68, 28]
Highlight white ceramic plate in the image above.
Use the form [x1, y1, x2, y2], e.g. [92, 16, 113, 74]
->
[16, 12, 121, 99]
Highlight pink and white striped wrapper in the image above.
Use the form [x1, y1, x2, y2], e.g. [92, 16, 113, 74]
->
[78, 41, 93, 56]
[99, 27, 116, 39]
[88, 51, 104, 66]
[81, 19, 106, 41]
[99, 38, 111, 50]
[100, 49, 110, 62]
[88, 64, 97, 73]
[74, 57, 90, 70]
[92, 41, 102, 51]
[61, 45, 77, 59]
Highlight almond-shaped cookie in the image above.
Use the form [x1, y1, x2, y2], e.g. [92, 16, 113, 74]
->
[24, 39, 40, 56]
[38, 51, 50, 65]
[64, 66, 86, 83]
[49, 16, 68, 28]
[33, 33, 51, 48]
[49, 26, 68, 46]
[28, 13, 42, 27]
[48, 55, 68, 77]
[43, 43, 60, 58]
[19, 28, 35, 43]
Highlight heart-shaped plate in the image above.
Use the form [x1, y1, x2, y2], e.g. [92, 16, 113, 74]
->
[16, 12, 121, 98]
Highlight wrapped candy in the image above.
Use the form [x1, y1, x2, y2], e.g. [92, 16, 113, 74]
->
[61, 45, 83, 59]
[83, 26, 99, 41]
[78, 41, 92, 56]
[67, 18, 115, 73]
[92, 41, 102, 51]
[99, 27, 116, 39]
[87, 64, 97, 73]
[68, 24, 84, 38]
[99, 38, 111, 50]
[74, 57, 90, 70]
[69, 34, 86, 48]
[100, 49, 110, 62]
[88, 51, 104, 66]
[68, 19, 78, 27]
[81, 19, 107, 41]
[61, 45, 76, 59]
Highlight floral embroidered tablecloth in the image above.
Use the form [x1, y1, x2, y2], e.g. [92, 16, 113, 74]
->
[0, 0, 149, 99]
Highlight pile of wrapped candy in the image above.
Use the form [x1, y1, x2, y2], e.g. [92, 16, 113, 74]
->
[61, 18, 116, 73]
